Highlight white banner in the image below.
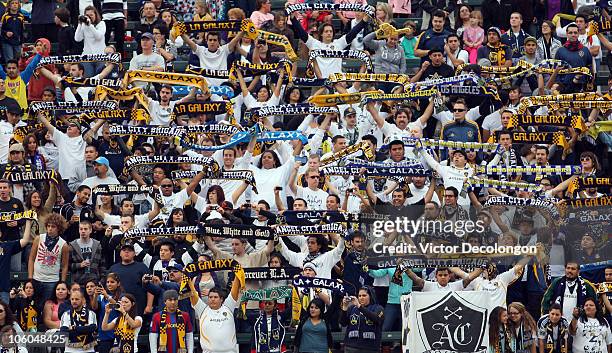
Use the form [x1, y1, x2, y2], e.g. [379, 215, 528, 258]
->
[404, 291, 495, 353]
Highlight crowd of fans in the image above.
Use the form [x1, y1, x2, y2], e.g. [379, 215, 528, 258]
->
[0, 0, 609, 353]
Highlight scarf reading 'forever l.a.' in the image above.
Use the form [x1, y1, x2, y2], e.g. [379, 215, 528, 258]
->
[285, 3, 375, 18]
[36, 53, 122, 70]
[307, 49, 373, 77]
[244, 267, 302, 281]
[484, 196, 560, 219]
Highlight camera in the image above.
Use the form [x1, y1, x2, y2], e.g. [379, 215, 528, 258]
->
[78, 15, 89, 23]
[142, 274, 153, 282]
[274, 186, 282, 191]
[108, 303, 120, 309]
[257, 39, 266, 45]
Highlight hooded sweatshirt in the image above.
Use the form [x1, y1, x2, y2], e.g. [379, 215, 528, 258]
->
[20, 38, 56, 101]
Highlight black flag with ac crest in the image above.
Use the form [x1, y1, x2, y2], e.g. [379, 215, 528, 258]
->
[407, 291, 492, 353]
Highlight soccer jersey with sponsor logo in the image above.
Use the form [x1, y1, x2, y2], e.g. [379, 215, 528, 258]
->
[193, 296, 238, 353]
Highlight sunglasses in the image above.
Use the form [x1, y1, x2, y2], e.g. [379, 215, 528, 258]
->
[453, 108, 466, 112]
[580, 157, 591, 161]
[309, 175, 320, 179]
[161, 184, 173, 188]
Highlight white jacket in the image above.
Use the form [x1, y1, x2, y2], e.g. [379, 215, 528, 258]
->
[75, 21, 106, 54]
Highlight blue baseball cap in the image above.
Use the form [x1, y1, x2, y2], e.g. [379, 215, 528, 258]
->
[94, 156, 110, 167]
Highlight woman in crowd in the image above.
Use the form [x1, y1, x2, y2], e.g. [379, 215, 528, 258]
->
[536, 20, 562, 62]
[24, 183, 57, 236]
[293, 298, 333, 353]
[508, 302, 538, 353]
[236, 68, 284, 111]
[23, 134, 46, 170]
[84, 280, 98, 309]
[206, 185, 226, 209]
[74, 5, 106, 77]
[570, 297, 611, 353]
[363, 30, 406, 87]
[166, 208, 186, 227]
[340, 286, 384, 353]
[0, 301, 23, 336]
[101, 294, 142, 353]
[455, 4, 472, 37]
[158, 9, 184, 47]
[98, 195, 119, 216]
[42, 281, 68, 330]
[375, 2, 394, 25]
[368, 265, 413, 332]
[9, 281, 37, 333]
[91, 273, 124, 353]
[489, 306, 515, 353]
[250, 0, 274, 29]
[194, 254, 219, 303]
[153, 24, 178, 72]
[20, 38, 56, 101]
[537, 304, 569, 353]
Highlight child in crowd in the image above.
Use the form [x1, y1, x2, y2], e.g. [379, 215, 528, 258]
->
[463, 10, 484, 64]
[1, 0, 26, 62]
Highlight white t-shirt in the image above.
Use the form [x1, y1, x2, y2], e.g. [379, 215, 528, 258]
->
[0, 120, 18, 163]
[52, 128, 86, 180]
[562, 281, 579, 322]
[296, 186, 329, 210]
[147, 98, 178, 126]
[446, 49, 469, 68]
[471, 268, 520, 308]
[572, 318, 612, 353]
[193, 296, 238, 353]
[438, 165, 474, 207]
[407, 183, 440, 205]
[109, 316, 143, 352]
[243, 93, 280, 111]
[156, 189, 190, 222]
[305, 36, 349, 79]
[104, 213, 150, 229]
[129, 52, 166, 71]
[423, 280, 465, 292]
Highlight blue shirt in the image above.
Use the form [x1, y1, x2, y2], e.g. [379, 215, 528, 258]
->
[299, 319, 328, 353]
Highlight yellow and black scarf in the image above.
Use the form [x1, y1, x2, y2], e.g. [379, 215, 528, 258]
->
[158, 309, 186, 353]
[114, 314, 136, 353]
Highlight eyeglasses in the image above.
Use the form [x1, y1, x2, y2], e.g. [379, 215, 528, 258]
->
[161, 184, 173, 188]
[309, 175, 320, 179]
[453, 108, 466, 112]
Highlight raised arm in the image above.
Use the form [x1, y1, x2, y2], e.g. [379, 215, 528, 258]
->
[181, 33, 199, 53]
[19, 219, 32, 248]
[405, 267, 425, 288]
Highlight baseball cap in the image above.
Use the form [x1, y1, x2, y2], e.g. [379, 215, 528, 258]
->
[121, 242, 135, 251]
[524, 36, 537, 45]
[167, 264, 184, 272]
[141, 32, 154, 40]
[6, 102, 21, 115]
[94, 156, 110, 167]
[9, 143, 24, 153]
[344, 107, 357, 116]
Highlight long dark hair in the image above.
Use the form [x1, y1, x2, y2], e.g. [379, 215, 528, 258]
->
[489, 307, 509, 348]
[256, 150, 282, 169]
[105, 273, 125, 301]
[579, 297, 608, 326]
[206, 185, 226, 204]
[307, 298, 326, 320]
[120, 293, 138, 319]
[49, 281, 68, 304]
[0, 300, 15, 326]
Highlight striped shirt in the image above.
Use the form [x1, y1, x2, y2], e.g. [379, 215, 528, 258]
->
[101, 0, 126, 20]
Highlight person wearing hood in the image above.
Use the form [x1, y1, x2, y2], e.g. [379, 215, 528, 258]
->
[19, 38, 56, 101]
[0, 48, 41, 113]
[340, 286, 385, 353]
